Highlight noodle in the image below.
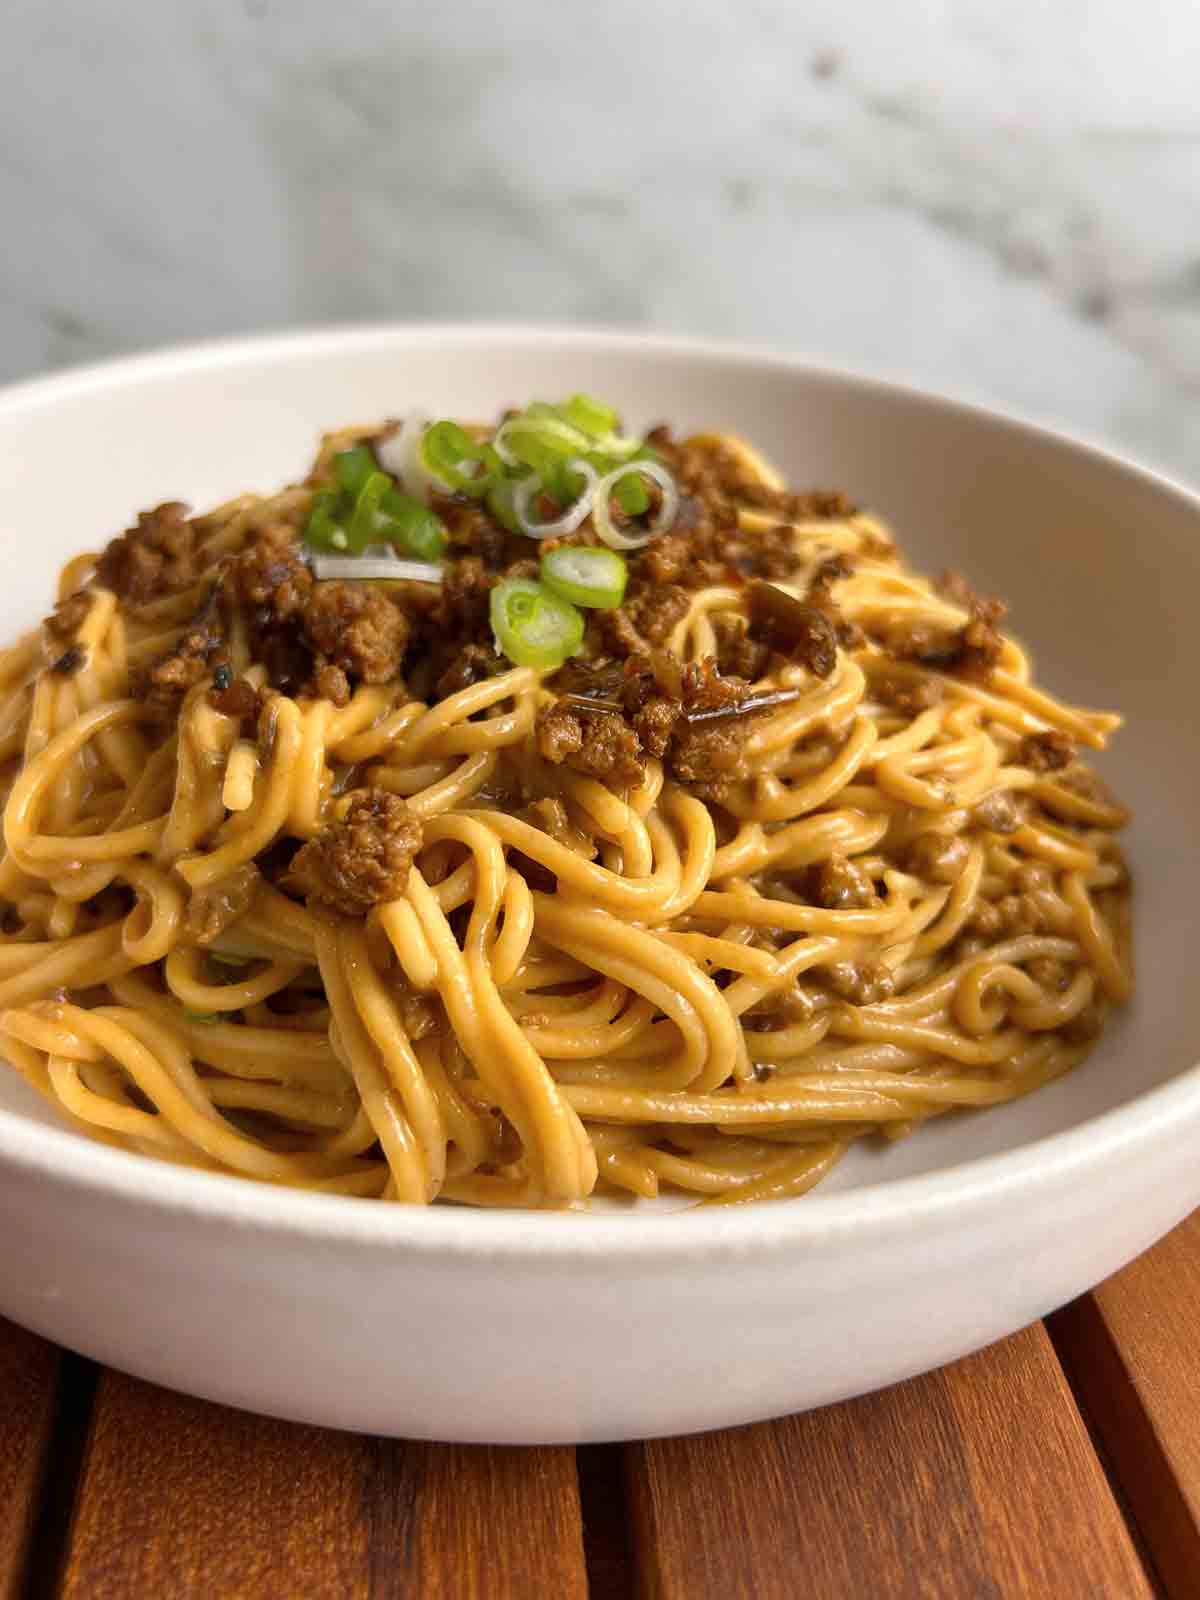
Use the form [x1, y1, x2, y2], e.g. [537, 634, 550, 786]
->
[0, 407, 1132, 1208]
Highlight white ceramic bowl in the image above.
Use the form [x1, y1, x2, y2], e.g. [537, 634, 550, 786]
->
[0, 326, 1195, 1443]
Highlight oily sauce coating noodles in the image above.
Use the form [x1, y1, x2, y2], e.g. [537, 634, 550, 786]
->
[0, 421, 1131, 1208]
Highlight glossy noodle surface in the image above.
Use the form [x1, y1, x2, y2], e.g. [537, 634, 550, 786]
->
[0, 410, 1131, 1208]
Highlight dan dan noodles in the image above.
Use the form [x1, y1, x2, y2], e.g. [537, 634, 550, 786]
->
[0, 396, 1131, 1207]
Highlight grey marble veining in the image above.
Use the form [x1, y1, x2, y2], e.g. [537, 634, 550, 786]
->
[2, 0, 1198, 480]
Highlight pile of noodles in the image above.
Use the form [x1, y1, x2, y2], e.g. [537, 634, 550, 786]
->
[0, 429, 1131, 1208]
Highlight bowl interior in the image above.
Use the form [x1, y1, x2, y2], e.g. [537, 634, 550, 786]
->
[0, 327, 1191, 1203]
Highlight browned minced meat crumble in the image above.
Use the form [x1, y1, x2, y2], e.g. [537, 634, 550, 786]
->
[286, 789, 423, 915]
[47, 423, 1025, 907]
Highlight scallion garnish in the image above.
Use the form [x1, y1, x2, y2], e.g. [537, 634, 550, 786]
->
[512, 459, 598, 540]
[308, 394, 676, 580]
[561, 393, 619, 439]
[304, 448, 447, 563]
[421, 421, 495, 497]
[490, 578, 584, 670]
[333, 445, 378, 497]
[304, 488, 349, 552]
[592, 460, 679, 550]
[540, 547, 628, 610]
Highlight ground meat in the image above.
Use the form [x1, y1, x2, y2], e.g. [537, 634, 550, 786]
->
[806, 856, 876, 908]
[870, 668, 943, 716]
[44, 592, 92, 641]
[965, 899, 1003, 938]
[993, 893, 1050, 936]
[879, 575, 1006, 680]
[599, 582, 691, 658]
[95, 501, 200, 606]
[652, 429, 855, 523]
[310, 663, 351, 708]
[804, 555, 862, 646]
[665, 718, 749, 799]
[742, 983, 817, 1029]
[436, 556, 493, 636]
[286, 790, 423, 915]
[935, 570, 981, 610]
[679, 656, 750, 715]
[903, 831, 970, 884]
[209, 668, 264, 726]
[878, 619, 959, 667]
[730, 522, 807, 581]
[972, 789, 1022, 835]
[301, 582, 409, 685]
[438, 502, 515, 569]
[641, 533, 692, 585]
[435, 643, 498, 700]
[1055, 765, 1118, 806]
[712, 615, 770, 681]
[137, 627, 222, 720]
[954, 613, 1005, 680]
[747, 582, 838, 677]
[50, 645, 85, 676]
[223, 524, 312, 617]
[809, 555, 854, 601]
[1014, 862, 1053, 895]
[1019, 730, 1075, 772]
[534, 702, 645, 788]
[541, 654, 761, 797]
[184, 864, 262, 945]
[629, 694, 680, 758]
[823, 961, 896, 1005]
[224, 522, 407, 697]
[967, 891, 1049, 938]
[938, 572, 1007, 681]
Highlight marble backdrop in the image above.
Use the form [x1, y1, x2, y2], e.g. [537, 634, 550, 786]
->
[2, 0, 1197, 481]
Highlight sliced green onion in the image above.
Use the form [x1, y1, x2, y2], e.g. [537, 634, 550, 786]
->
[540, 546, 627, 610]
[346, 471, 393, 552]
[421, 420, 494, 497]
[183, 1010, 219, 1024]
[492, 414, 592, 472]
[592, 460, 680, 551]
[333, 445, 378, 497]
[378, 488, 447, 561]
[490, 578, 584, 670]
[512, 459, 598, 539]
[612, 472, 650, 517]
[561, 393, 619, 439]
[486, 477, 522, 533]
[304, 489, 349, 552]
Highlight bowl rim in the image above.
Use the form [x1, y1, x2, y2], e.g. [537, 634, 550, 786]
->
[0, 319, 1195, 1260]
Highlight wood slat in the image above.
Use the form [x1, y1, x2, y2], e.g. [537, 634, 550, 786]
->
[0, 1316, 63, 1600]
[629, 1323, 1152, 1600]
[1050, 1210, 1200, 1598]
[60, 1370, 588, 1600]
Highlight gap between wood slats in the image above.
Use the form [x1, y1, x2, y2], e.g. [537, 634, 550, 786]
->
[1048, 1212, 1200, 1600]
[58, 1370, 589, 1600]
[576, 1443, 634, 1600]
[20, 1351, 100, 1600]
[626, 1323, 1154, 1600]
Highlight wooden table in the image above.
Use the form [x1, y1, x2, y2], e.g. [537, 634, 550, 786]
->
[4, 1213, 1199, 1599]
